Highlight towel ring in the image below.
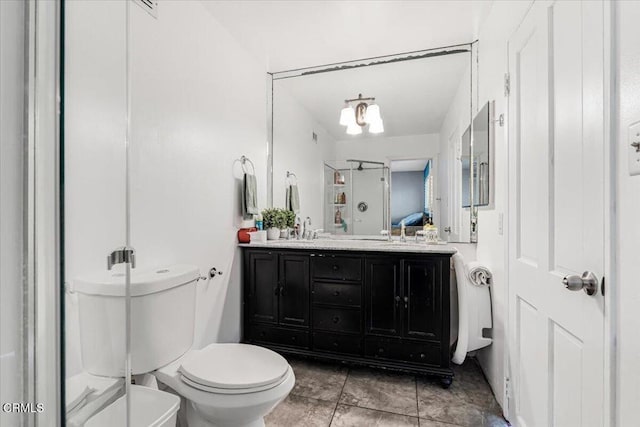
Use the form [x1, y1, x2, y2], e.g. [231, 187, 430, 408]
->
[240, 156, 255, 175]
[286, 171, 298, 185]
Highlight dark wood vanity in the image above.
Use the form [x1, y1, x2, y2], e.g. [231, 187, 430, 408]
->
[241, 246, 455, 387]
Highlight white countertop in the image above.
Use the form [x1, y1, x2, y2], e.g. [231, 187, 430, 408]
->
[239, 238, 458, 254]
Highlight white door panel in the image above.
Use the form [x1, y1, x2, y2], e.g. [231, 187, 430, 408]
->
[508, 1, 605, 426]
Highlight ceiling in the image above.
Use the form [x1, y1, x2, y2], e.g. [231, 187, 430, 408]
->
[275, 52, 470, 139]
[203, 1, 493, 72]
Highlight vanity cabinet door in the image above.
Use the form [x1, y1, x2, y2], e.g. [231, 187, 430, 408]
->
[365, 257, 402, 337]
[245, 250, 278, 324]
[402, 259, 445, 341]
[278, 254, 310, 328]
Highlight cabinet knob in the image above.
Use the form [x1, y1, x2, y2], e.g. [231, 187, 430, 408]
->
[332, 316, 340, 324]
[332, 265, 339, 271]
[395, 295, 401, 307]
[420, 353, 426, 359]
[333, 291, 340, 296]
[378, 348, 384, 354]
[333, 341, 339, 347]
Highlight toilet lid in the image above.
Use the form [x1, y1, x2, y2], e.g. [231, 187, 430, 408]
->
[179, 344, 289, 390]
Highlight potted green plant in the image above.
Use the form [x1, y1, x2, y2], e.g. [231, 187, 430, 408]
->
[280, 210, 297, 238]
[262, 208, 289, 240]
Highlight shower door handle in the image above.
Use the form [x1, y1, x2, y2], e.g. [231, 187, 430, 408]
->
[107, 246, 136, 270]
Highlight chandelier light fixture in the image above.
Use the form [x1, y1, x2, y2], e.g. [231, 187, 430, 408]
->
[339, 94, 384, 135]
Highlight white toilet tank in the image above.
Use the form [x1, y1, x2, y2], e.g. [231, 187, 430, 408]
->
[74, 264, 199, 377]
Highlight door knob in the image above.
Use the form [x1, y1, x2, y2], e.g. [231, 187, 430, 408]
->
[562, 271, 598, 296]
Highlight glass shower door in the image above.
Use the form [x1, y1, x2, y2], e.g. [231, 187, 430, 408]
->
[64, 1, 132, 425]
[349, 161, 389, 235]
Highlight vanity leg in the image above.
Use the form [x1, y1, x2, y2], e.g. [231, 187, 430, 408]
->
[440, 377, 453, 389]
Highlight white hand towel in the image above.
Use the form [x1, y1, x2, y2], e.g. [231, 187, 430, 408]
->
[465, 261, 492, 286]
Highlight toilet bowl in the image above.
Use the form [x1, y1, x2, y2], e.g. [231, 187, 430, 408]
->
[74, 265, 294, 427]
[155, 343, 295, 427]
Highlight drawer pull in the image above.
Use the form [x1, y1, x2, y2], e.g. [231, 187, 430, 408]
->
[291, 336, 297, 341]
[333, 291, 340, 296]
[420, 353, 426, 359]
[378, 348, 384, 354]
[333, 341, 339, 347]
[332, 316, 340, 324]
[332, 265, 339, 271]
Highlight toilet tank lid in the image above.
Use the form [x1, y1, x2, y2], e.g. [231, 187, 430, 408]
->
[74, 264, 200, 297]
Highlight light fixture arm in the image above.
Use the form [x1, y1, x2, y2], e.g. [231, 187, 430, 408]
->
[344, 93, 375, 104]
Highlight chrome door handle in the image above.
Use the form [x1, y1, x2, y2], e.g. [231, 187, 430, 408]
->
[562, 271, 598, 296]
[107, 246, 135, 270]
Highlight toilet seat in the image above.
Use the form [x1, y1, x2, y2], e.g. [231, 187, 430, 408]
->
[177, 343, 290, 395]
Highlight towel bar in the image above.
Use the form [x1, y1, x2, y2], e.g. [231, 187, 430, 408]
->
[286, 171, 298, 185]
[240, 155, 255, 175]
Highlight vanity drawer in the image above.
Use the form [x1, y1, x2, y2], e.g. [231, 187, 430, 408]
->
[313, 282, 361, 307]
[364, 337, 440, 366]
[248, 324, 309, 349]
[311, 255, 362, 282]
[313, 332, 362, 356]
[312, 307, 361, 333]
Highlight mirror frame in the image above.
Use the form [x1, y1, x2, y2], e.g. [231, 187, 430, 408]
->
[267, 42, 479, 242]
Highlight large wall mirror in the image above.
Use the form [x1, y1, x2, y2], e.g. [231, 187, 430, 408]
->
[269, 44, 478, 243]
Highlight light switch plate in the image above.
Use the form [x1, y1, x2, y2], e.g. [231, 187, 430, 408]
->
[629, 121, 640, 176]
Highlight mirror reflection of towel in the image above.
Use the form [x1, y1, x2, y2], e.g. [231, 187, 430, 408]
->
[286, 184, 300, 214]
[243, 173, 258, 219]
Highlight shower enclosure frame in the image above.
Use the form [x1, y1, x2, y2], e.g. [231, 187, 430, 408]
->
[16, 0, 64, 426]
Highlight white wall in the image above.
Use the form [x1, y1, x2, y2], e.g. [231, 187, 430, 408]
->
[335, 133, 440, 163]
[65, 0, 268, 376]
[615, 1, 640, 424]
[438, 64, 472, 242]
[273, 83, 336, 226]
[472, 0, 533, 411]
[0, 2, 25, 425]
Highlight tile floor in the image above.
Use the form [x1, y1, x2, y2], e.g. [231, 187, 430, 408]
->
[266, 357, 509, 427]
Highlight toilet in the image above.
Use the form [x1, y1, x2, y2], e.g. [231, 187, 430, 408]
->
[73, 264, 294, 427]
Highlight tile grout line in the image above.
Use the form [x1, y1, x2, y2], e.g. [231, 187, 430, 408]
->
[336, 401, 425, 422]
[328, 365, 351, 426]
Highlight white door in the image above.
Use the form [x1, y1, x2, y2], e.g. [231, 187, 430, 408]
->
[507, 1, 605, 426]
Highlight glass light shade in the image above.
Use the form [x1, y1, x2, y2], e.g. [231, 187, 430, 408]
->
[364, 104, 381, 124]
[346, 123, 363, 135]
[369, 119, 384, 134]
[339, 106, 355, 126]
